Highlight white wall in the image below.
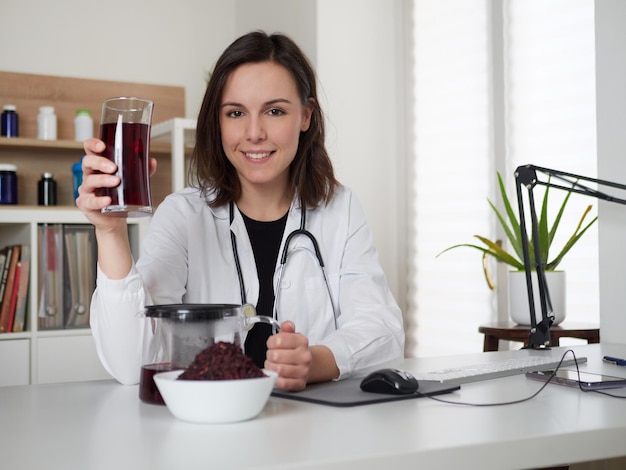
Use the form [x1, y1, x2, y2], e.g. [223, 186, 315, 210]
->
[234, 0, 318, 64]
[0, 0, 237, 118]
[0, 0, 405, 305]
[595, 0, 626, 344]
[316, 0, 406, 308]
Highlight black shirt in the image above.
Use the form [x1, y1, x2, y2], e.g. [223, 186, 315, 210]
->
[241, 210, 288, 368]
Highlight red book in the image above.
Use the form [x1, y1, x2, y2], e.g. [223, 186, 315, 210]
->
[0, 245, 20, 332]
[12, 246, 30, 333]
[0, 246, 12, 312]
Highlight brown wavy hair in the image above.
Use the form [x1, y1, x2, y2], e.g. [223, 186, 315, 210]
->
[190, 31, 339, 208]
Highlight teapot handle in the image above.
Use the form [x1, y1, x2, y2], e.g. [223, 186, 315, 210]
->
[242, 303, 281, 332]
[245, 315, 281, 332]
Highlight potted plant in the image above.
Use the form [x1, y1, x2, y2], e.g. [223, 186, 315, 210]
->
[439, 172, 597, 325]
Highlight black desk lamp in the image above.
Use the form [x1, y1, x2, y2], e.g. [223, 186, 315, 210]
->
[514, 164, 626, 349]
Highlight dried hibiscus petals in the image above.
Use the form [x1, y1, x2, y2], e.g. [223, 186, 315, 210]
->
[178, 341, 265, 380]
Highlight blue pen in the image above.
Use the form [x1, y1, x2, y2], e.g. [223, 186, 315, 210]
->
[603, 355, 626, 366]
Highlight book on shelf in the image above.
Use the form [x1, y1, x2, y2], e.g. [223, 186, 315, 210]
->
[0, 245, 13, 316]
[0, 248, 7, 291]
[0, 245, 21, 332]
[0, 245, 31, 332]
[12, 245, 30, 332]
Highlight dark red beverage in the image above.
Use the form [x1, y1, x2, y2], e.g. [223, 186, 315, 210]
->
[99, 121, 152, 217]
[139, 363, 172, 405]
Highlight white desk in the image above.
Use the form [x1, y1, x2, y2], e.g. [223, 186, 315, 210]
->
[2, 343, 626, 470]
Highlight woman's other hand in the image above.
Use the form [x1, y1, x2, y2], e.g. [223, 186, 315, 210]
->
[265, 321, 339, 391]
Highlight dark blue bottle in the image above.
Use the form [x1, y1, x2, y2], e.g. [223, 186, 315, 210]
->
[0, 164, 18, 204]
[1, 105, 19, 137]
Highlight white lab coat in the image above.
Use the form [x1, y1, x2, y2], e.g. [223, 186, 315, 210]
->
[90, 185, 405, 385]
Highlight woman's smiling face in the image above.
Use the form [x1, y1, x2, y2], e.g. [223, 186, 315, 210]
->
[219, 61, 312, 195]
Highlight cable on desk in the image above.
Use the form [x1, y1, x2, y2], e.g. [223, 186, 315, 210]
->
[588, 388, 626, 399]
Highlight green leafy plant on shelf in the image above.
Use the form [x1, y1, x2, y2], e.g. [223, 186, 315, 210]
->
[438, 172, 597, 285]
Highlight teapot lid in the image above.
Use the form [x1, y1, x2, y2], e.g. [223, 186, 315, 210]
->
[145, 303, 240, 320]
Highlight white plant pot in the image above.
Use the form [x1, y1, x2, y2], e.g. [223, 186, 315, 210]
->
[508, 271, 566, 326]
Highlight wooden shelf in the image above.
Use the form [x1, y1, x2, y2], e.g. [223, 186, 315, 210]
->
[0, 136, 84, 150]
[0, 137, 175, 207]
[0, 136, 174, 155]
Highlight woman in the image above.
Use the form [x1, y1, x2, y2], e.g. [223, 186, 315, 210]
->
[77, 31, 404, 391]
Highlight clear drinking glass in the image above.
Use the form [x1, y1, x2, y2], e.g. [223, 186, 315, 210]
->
[98, 96, 153, 217]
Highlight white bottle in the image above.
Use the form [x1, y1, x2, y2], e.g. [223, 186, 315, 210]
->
[37, 106, 57, 140]
[74, 109, 94, 141]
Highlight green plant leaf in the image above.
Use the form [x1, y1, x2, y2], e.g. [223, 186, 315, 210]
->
[488, 199, 522, 261]
[438, 171, 597, 285]
[474, 235, 525, 269]
[497, 172, 524, 259]
[546, 205, 596, 270]
[437, 241, 525, 270]
[538, 183, 551, 264]
[544, 181, 574, 264]
[548, 186, 572, 245]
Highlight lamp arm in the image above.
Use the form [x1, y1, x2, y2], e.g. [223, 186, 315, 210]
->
[514, 164, 626, 349]
[515, 167, 553, 348]
[531, 165, 626, 204]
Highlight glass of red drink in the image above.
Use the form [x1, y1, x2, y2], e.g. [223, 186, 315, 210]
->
[99, 97, 153, 217]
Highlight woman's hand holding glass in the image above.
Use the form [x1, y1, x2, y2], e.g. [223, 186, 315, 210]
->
[76, 138, 157, 230]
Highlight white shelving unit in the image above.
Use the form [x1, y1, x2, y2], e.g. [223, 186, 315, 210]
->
[0, 118, 193, 387]
[0, 206, 145, 386]
[151, 117, 197, 192]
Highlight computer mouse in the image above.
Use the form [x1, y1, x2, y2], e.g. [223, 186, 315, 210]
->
[359, 368, 419, 395]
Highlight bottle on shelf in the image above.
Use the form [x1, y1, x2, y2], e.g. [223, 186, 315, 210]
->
[72, 156, 84, 202]
[74, 109, 94, 141]
[38, 172, 57, 206]
[37, 106, 57, 140]
[0, 163, 17, 204]
[1, 105, 19, 137]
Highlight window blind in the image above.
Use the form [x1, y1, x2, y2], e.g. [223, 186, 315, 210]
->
[408, 0, 597, 357]
[409, 0, 495, 357]
[503, 0, 598, 331]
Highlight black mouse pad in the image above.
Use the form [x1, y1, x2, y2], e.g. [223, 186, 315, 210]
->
[271, 377, 460, 407]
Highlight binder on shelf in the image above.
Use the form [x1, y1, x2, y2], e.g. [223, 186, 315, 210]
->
[63, 225, 96, 328]
[37, 224, 97, 330]
[6, 261, 21, 330]
[38, 225, 64, 330]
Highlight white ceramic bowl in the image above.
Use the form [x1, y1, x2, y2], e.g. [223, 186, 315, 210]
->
[153, 369, 278, 424]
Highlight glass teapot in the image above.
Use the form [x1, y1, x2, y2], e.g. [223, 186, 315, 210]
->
[139, 303, 279, 405]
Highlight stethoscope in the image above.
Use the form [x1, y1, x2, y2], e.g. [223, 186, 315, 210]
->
[229, 201, 338, 329]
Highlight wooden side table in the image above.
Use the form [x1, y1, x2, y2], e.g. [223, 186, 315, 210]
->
[478, 322, 600, 352]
